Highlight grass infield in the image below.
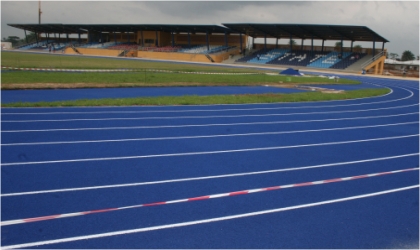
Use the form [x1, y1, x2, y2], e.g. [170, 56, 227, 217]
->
[2, 51, 360, 89]
[2, 88, 389, 107]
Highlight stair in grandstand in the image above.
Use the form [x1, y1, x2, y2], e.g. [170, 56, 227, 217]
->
[205, 54, 215, 62]
[330, 52, 367, 69]
[342, 54, 371, 71]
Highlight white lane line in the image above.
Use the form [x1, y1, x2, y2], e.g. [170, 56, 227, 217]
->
[1, 103, 418, 123]
[2, 153, 418, 197]
[2, 168, 418, 227]
[1, 134, 418, 166]
[0, 86, 402, 115]
[2, 112, 418, 133]
[2, 121, 418, 146]
[2, 185, 418, 249]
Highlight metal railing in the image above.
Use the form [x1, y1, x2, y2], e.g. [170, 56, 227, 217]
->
[361, 50, 386, 70]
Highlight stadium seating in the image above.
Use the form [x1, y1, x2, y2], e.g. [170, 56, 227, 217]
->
[235, 48, 271, 63]
[307, 52, 350, 68]
[18, 41, 51, 50]
[329, 52, 367, 69]
[107, 43, 138, 50]
[247, 49, 289, 64]
[267, 50, 330, 66]
[179, 45, 232, 54]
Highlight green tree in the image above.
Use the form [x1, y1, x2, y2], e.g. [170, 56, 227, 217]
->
[388, 53, 399, 60]
[335, 42, 342, 52]
[288, 39, 297, 49]
[1, 36, 21, 46]
[353, 45, 362, 53]
[401, 50, 415, 61]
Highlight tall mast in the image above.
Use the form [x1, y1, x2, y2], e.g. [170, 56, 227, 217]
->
[38, 0, 42, 24]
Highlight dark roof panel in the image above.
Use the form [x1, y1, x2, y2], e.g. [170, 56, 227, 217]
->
[8, 23, 389, 43]
[222, 23, 389, 42]
[7, 24, 231, 34]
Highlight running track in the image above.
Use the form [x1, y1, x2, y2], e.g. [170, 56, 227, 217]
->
[1, 75, 419, 248]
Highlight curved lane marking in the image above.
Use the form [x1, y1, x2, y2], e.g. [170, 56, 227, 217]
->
[2, 185, 418, 249]
[1, 134, 418, 166]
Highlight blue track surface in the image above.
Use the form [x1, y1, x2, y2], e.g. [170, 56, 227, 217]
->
[1, 74, 419, 249]
[1, 86, 307, 104]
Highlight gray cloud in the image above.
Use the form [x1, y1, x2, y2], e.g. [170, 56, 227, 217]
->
[1, 1, 418, 55]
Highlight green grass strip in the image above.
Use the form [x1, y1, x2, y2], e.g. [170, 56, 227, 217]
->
[2, 88, 389, 107]
[1, 71, 360, 85]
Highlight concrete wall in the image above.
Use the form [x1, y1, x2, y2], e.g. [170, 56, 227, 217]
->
[175, 34, 247, 47]
[137, 51, 211, 62]
[136, 31, 161, 46]
[65, 47, 123, 56]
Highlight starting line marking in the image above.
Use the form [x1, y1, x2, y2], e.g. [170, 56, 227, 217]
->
[1, 167, 418, 227]
[2, 185, 418, 249]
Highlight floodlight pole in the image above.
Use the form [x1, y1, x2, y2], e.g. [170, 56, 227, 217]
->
[38, 0, 42, 24]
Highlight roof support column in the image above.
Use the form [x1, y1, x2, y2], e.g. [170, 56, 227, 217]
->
[206, 31, 210, 51]
[171, 31, 175, 47]
[100, 32, 103, 44]
[372, 36, 375, 57]
[24, 30, 28, 44]
[289, 34, 292, 51]
[224, 32, 228, 47]
[66, 33, 69, 44]
[127, 32, 130, 43]
[382, 42, 385, 51]
[301, 39, 304, 51]
[188, 32, 191, 48]
[155, 31, 158, 47]
[264, 34, 267, 50]
[321, 40, 324, 52]
[311, 36, 314, 54]
[114, 32, 116, 44]
[341, 36, 343, 56]
[35, 32, 39, 45]
[252, 37, 255, 49]
[239, 33, 243, 53]
[350, 41, 353, 53]
[47, 33, 49, 44]
[140, 31, 144, 47]
[276, 38, 278, 49]
[78, 30, 81, 44]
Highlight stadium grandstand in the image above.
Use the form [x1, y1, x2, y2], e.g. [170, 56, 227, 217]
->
[7, 23, 389, 74]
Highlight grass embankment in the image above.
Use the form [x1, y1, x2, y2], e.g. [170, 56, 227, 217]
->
[1, 71, 360, 89]
[3, 88, 389, 107]
[1, 51, 360, 89]
[1, 51, 260, 72]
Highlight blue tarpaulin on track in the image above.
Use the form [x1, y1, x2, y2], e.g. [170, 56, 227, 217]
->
[280, 68, 302, 76]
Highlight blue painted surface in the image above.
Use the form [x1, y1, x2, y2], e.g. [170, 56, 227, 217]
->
[1, 86, 307, 104]
[1, 71, 419, 248]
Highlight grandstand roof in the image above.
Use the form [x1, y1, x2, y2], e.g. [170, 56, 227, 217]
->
[8, 23, 389, 43]
[222, 23, 389, 43]
[7, 24, 232, 34]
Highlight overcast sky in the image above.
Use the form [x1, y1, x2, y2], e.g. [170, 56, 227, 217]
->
[1, 1, 419, 56]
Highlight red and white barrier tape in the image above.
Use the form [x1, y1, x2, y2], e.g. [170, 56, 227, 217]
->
[2, 167, 417, 226]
